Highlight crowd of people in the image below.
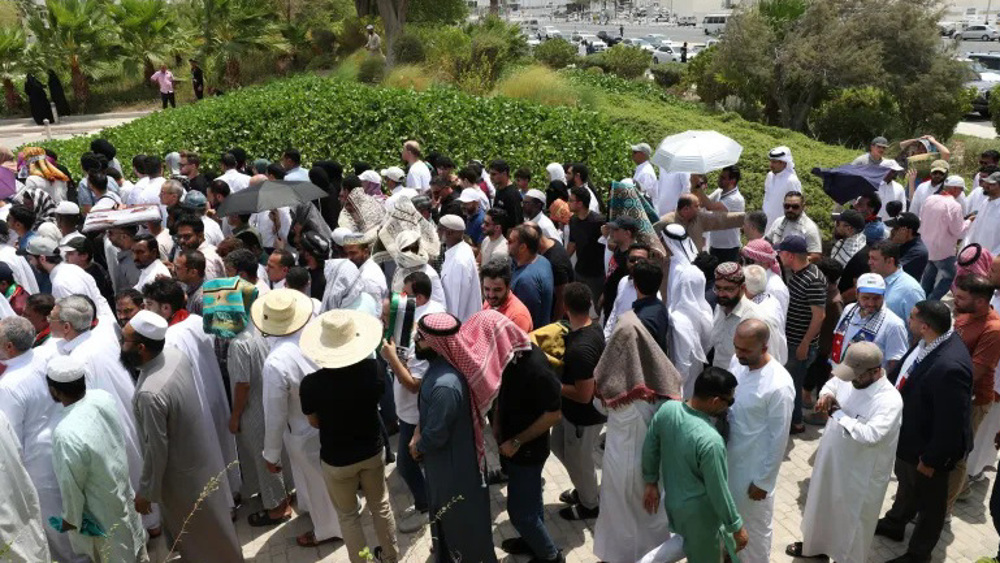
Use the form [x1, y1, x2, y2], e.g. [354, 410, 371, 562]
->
[0, 132, 997, 563]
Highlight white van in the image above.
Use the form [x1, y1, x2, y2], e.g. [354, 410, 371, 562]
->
[703, 13, 730, 35]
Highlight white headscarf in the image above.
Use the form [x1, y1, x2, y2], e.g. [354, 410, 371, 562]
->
[661, 224, 713, 352]
[546, 162, 566, 183]
[768, 146, 795, 169]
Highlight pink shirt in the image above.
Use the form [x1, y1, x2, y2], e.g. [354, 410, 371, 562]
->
[149, 70, 174, 94]
[919, 193, 969, 261]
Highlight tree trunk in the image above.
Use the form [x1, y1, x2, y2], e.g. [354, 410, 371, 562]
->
[355, 0, 378, 16]
[376, 0, 409, 67]
[489, 0, 499, 15]
[144, 59, 156, 89]
[3, 78, 22, 113]
[70, 56, 88, 111]
[225, 57, 241, 87]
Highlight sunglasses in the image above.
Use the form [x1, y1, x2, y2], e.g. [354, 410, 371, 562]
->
[784, 204, 801, 210]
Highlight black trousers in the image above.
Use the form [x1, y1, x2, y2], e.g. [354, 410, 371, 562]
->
[991, 472, 1000, 558]
[882, 457, 950, 560]
[160, 91, 176, 108]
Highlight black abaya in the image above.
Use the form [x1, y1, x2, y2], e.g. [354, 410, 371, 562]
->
[24, 74, 54, 125]
[47, 70, 71, 117]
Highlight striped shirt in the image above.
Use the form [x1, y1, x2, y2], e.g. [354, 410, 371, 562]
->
[785, 263, 827, 347]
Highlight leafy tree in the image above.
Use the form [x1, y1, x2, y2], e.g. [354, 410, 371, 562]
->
[407, 0, 466, 25]
[534, 38, 578, 69]
[111, 0, 175, 83]
[200, 0, 291, 87]
[0, 24, 24, 111]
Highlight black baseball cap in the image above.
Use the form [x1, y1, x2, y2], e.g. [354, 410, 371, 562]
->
[886, 212, 919, 232]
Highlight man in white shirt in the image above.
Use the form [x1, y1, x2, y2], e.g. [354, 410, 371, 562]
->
[25, 237, 115, 320]
[764, 191, 822, 261]
[604, 244, 652, 338]
[479, 207, 509, 266]
[175, 214, 225, 280]
[382, 166, 417, 211]
[266, 249, 294, 289]
[342, 233, 388, 311]
[214, 152, 251, 194]
[697, 164, 745, 262]
[877, 159, 908, 221]
[712, 262, 784, 367]
[909, 159, 966, 217]
[180, 191, 224, 246]
[522, 189, 561, 243]
[281, 148, 309, 181]
[630, 142, 658, 196]
[727, 318, 795, 563]
[402, 140, 431, 191]
[964, 171, 1000, 255]
[762, 146, 802, 229]
[438, 215, 481, 321]
[132, 234, 171, 291]
[649, 169, 689, 216]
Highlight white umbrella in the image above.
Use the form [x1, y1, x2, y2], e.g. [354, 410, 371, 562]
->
[650, 130, 743, 174]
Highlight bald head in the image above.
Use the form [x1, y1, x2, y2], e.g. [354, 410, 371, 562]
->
[736, 318, 770, 344]
[733, 318, 770, 368]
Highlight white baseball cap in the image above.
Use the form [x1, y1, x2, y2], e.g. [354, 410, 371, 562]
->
[359, 169, 381, 184]
[380, 166, 405, 183]
[879, 159, 904, 172]
[856, 272, 886, 295]
[54, 201, 81, 215]
[457, 188, 481, 204]
[944, 175, 965, 189]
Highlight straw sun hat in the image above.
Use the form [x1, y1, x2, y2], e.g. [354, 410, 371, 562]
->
[250, 288, 314, 337]
[300, 309, 383, 369]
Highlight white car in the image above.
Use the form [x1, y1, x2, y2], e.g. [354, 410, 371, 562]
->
[578, 33, 608, 51]
[961, 25, 1000, 41]
[652, 45, 679, 64]
[544, 26, 562, 39]
[623, 37, 656, 52]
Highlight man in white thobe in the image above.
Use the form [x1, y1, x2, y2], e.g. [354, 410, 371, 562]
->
[727, 318, 795, 563]
[661, 224, 713, 400]
[743, 265, 788, 364]
[523, 189, 562, 243]
[0, 410, 50, 563]
[0, 229, 39, 293]
[342, 234, 389, 316]
[712, 262, 786, 368]
[215, 154, 251, 193]
[649, 168, 688, 216]
[964, 171, 1000, 256]
[0, 317, 83, 562]
[438, 215, 482, 322]
[256, 289, 343, 546]
[48, 357, 149, 563]
[792, 342, 902, 563]
[131, 235, 171, 291]
[24, 237, 115, 320]
[142, 277, 239, 501]
[877, 159, 908, 221]
[762, 146, 802, 230]
[631, 143, 658, 197]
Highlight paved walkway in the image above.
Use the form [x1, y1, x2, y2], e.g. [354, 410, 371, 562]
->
[958, 117, 997, 140]
[144, 415, 999, 563]
[0, 111, 152, 148]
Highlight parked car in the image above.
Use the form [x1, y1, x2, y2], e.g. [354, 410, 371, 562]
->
[642, 33, 670, 45]
[961, 24, 1000, 41]
[960, 58, 1000, 116]
[969, 52, 1000, 71]
[652, 45, 679, 64]
[678, 16, 697, 26]
[623, 37, 655, 52]
[578, 34, 608, 52]
[597, 30, 622, 46]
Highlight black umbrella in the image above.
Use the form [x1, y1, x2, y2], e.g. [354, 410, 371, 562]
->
[810, 164, 887, 205]
[216, 180, 328, 216]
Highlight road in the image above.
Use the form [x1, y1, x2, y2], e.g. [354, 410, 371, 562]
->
[0, 110, 152, 149]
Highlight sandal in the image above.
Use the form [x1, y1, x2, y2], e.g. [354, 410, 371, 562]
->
[247, 509, 291, 527]
[784, 542, 825, 558]
[296, 531, 342, 548]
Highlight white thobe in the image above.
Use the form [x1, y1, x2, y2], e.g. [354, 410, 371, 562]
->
[877, 180, 907, 221]
[202, 216, 224, 247]
[529, 211, 562, 243]
[261, 335, 342, 541]
[0, 411, 51, 563]
[133, 176, 165, 207]
[391, 263, 447, 309]
[801, 376, 902, 563]
[48, 262, 115, 321]
[165, 315, 240, 499]
[751, 293, 788, 365]
[406, 160, 432, 191]
[385, 188, 418, 212]
[0, 245, 39, 294]
[284, 167, 309, 182]
[633, 161, 658, 196]
[605, 276, 637, 339]
[134, 260, 171, 291]
[593, 400, 670, 563]
[670, 311, 708, 401]
[762, 168, 802, 229]
[649, 169, 689, 215]
[250, 207, 291, 249]
[964, 196, 1000, 255]
[0, 290, 14, 319]
[358, 259, 388, 311]
[765, 271, 790, 319]
[0, 350, 83, 563]
[198, 241, 227, 280]
[726, 357, 795, 563]
[215, 169, 251, 193]
[440, 242, 482, 322]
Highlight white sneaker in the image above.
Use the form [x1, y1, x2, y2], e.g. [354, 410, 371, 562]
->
[397, 510, 428, 534]
[399, 506, 419, 520]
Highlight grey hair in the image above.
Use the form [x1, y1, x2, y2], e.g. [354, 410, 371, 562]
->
[56, 295, 95, 333]
[0, 316, 35, 353]
[162, 179, 185, 197]
[744, 265, 768, 297]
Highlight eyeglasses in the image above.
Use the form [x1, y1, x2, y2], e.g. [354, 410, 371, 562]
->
[784, 204, 801, 210]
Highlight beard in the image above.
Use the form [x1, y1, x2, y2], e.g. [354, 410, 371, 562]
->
[120, 347, 143, 369]
[717, 294, 741, 309]
[414, 346, 438, 361]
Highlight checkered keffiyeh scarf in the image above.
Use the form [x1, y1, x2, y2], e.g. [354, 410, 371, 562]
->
[956, 243, 993, 289]
[741, 238, 781, 275]
[830, 232, 866, 267]
[339, 187, 386, 233]
[418, 310, 531, 469]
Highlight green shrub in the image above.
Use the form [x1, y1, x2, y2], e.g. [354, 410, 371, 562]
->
[810, 87, 901, 148]
[533, 38, 578, 69]
[650, 63, 685, 88]
[495, 65, 587, 107]
[383, 64, 435, 90]
[336, 16, 371, 55]
[393, 32, 426, 64]
[358, 55, 385, 84]
[598, 44, 650, 80]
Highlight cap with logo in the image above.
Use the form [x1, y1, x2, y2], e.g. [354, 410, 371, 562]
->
[886, 212, 920, 231]
[856, 272, 886, 295]
[930, 159, 950, 174]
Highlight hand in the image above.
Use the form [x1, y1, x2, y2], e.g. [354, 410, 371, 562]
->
[228, 414, 240, 434]
[733, 527, 749, 552]
[642, 483, 660, 515]
[380, 338, 398, 362]
[134, 496, 152, 515]
[916, 460, 935, 478]
[815, 395, 838, 415]
[265, 460, 282, 474]
[409, 434, 423, 462]
[906, 168, 917, 183]
[994, 431, 1000, 450]
[499, 440, 520, 458]
[268, 210, 280, 235]
[796, 342, 809, 361]
[747, 483, 767, 501]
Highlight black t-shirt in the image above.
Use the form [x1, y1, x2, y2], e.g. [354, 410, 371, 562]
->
[300, 358, 385, 467]
[85, 261, 115, 305]
[569, 211, 606, 277]
[497, 345, 562, 466]
[562, 323, 607, 426]
[308, 266, 325, 300]
[493, 184, 523, 233]
[188, 173, 211, 194]
[838, 246, 870, 294]
[541, 242, 574, 287]
[433, 191, 462, 222]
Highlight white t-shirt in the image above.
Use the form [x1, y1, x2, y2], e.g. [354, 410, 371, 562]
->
[480, 235, 509, 265]
[406, 160, 431, 192]
[706, 187, 745, 250]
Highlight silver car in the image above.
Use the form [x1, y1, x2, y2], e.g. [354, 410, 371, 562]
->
[961, 25, 1000, 41]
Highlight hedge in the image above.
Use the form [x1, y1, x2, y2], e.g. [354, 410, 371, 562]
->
[41, 71, 860, 233]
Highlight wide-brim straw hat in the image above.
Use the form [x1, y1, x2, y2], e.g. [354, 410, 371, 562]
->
[300, 309, 383, 369]
[251, 288, 313, 336]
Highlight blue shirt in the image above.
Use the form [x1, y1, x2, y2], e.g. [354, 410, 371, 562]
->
[884, 268, 925, 323]
[76, 176, 120, 207]
[899, 236, 929, 281]
[465, 209, 485, 245]
[511, 255, 554, 328]
[284, 167, 309, 182]
[632, 296, 669, 352]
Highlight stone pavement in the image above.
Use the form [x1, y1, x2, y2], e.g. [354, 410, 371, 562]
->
[146, 417, 1000, 563]
[0, 111, 151, 148]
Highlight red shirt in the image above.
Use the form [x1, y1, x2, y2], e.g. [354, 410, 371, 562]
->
[484, 292, 534, 334]
[955, 308, 1000, 405]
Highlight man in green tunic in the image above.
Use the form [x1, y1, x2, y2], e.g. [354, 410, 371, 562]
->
[640, 366, 748, 563]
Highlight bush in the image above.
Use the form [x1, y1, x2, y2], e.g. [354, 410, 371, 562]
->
[495, 65, 593, 108]
[650, 63, 685, 88]
[358, 55, 385, 84]
[534, 38, 579, 69]
[393, 32, 426, 64]
[810, 87, 901, 148]
[383, 64, 435, 90]
[598, 44, 650, 80]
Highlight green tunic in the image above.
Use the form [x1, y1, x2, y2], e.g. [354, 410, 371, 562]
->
[641, 401, 743, 563]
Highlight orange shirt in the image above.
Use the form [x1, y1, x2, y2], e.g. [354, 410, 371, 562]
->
[955, 308, 1000, 405]
[483, 292, 534, 334]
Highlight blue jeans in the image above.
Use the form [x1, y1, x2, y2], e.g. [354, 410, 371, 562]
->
[396, 421, 427, 512]
[506, 462, 559, 560]
[920, 256, 957, 301]
[785, 342, 818, 426]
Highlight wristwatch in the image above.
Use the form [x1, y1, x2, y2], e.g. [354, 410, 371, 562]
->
[511, 438, 522, 450]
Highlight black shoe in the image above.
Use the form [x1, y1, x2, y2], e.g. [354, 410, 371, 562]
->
[874, 519, 905, 542]
[487, 469, 508, 485]
[559, 504, 599, 520]
[528, 551, 565, 563]
[885, 554, 929, 563]
[558, 489, 580, 505]
[501, 537, 532, 555]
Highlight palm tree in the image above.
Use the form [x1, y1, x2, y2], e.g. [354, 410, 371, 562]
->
[200, 0, 290, 87]
[111, 0, 176, 83]
[0, 25, 25, 112]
